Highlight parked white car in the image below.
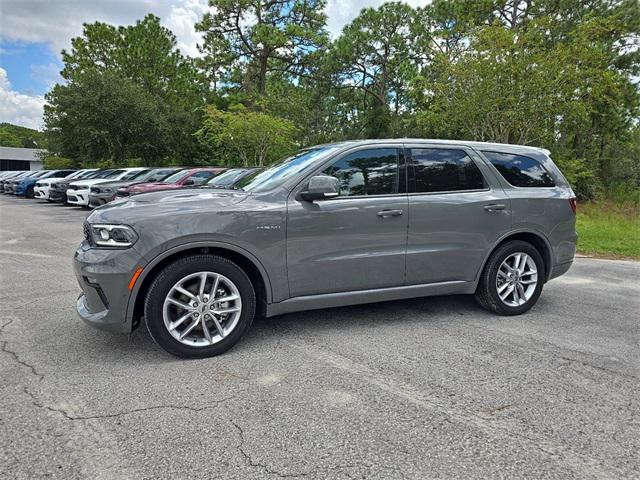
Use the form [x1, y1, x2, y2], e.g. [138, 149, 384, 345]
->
[67, 168, 148, 207]
[34, 169, 98, 201]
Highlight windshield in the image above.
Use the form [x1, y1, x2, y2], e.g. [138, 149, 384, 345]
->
[121, 169, 149, 181]
[234, 146, 342, 193]
[207, 169, 250, 187]
[104, 169, 126, 179]
[162, 170, 190, 184]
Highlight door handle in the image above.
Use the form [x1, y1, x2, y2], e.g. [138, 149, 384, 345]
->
[483, 204, 506, 212]
[377, 209, 403, 217]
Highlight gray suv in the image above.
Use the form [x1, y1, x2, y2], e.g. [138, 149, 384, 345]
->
[74, 140, 577, 358]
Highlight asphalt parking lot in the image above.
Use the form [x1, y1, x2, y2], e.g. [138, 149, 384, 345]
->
[0, 194, 638, 480]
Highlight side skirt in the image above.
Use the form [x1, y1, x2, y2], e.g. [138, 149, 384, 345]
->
[265, 280, 475, 317]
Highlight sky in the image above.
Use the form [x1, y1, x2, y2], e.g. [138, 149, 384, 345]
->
[0, 0, 429, 130]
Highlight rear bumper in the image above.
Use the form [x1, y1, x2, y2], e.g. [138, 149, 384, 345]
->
[549, 260, 573, 281]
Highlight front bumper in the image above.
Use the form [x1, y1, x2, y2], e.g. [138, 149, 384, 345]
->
[67, 188, 90, 206]
[73, 241, 146, 333]
[34, 186, 51, 199]
[13, 184, 26, 196]
[88, 192, 114, 208]
[49, 189, 67, 202]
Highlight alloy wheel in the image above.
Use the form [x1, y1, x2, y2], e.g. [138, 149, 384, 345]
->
[162, 271, 242, 347]
[496, 252, 538, 307]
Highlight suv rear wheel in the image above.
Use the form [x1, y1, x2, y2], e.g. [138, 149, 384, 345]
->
[144, 255, 255, 358]
[475, 240, 545, 315]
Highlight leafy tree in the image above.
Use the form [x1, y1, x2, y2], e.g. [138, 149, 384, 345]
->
[43, 156, 75, 169]
[196, 105, 296, 166]
[46, 14, 209, 165]
[0, 123, 46, 148]
[325, 2, 418, 138]
[196, 0, 329, 95]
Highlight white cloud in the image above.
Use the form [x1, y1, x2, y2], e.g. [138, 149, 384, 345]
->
[164, 0, 210, 57]
[0, 68, 45, 130]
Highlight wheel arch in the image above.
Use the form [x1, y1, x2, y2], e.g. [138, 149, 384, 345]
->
[477, 230, 553, 284]
[127, 242, 272, 327]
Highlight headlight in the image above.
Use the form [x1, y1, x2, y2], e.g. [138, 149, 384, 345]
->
[102, 188, 112, 193]
[89, 224, 138, 248]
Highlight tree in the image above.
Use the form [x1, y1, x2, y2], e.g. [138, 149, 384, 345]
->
[196, 0, 329, 95]
[325, 2, 418, 138]
[43, 156, 75, 169]
[46, 14, 209, 165]
[45, 71, 172, 166]
[196, 105, 296, 166]
[0, 123, 46, 148]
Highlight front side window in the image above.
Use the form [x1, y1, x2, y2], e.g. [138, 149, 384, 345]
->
[410, 148, 486, 193]
[323, 148, 399, 196]
[482, 151, 555, 187]
[122, 169, 150, 181]
[188, 171, 217, 185]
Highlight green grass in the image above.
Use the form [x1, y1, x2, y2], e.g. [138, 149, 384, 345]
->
[576, 202, 640, 259]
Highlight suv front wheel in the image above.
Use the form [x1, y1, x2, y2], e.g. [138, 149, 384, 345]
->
[144, 255, 256, 358]
[475, 240, 545, 315]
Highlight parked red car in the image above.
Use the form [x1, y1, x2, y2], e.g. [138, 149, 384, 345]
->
[114, 168, 227, 199]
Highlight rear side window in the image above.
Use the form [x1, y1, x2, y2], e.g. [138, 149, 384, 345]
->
[409, 148, 486, 193]
[324, 148, 399, 196]
[483, 151, 555, 187]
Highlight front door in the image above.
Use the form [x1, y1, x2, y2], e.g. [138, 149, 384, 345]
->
[405, 144, 512, 285]
[286, 146, 408, 297]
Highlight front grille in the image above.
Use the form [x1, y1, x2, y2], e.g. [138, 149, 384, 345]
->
[90, 186, 100, 194]
[117, 190, 129, 197]
[83, 222, 95, 247]
[68, 185, 79, 190]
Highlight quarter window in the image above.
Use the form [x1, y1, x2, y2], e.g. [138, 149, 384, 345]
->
[323, 148, 399, 196]
[410, 148, 486, 193]
[482, 151, 555, 187]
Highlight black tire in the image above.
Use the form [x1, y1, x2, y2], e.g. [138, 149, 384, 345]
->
[144, 255, 256, 358]
[475, 240, 545, 315]
[25, 186, 35, 199]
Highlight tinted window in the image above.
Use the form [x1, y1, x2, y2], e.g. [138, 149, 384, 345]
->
[483, 151, 555, 187]
[410, 148, 485, 193]
[189, 171, 217, 184]
[121, 169, 150, 180]
[324, 148, 398, 196]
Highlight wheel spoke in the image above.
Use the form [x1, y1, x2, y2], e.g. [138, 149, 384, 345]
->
[198, 273, 208, 298]
[522, 269, 537, 277]
[209, 274, 220, 299]
[201, 317, 212, 343]
[516, 283, 526, 304]
[167, 297, 194, 311]
[215, 294, 239, 304]
[497, 282, 511, 294]
[175, 285, 196, 301]
[498, 270, 509, 279]
[179, 317, 200, 340]
[212, 317, 225, 338]
[499, 284, 514, 301]
[521, 278, 537, 285]
[213, 306, 241, 315]
[169, 312, 193, 331]
[512, 284, 520, 303]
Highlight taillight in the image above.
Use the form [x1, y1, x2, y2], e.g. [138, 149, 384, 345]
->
[569, 197, 577, 215]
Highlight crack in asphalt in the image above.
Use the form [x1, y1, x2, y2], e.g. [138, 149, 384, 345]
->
[0, 318, 45, 381]
[22, 385, 236, 421]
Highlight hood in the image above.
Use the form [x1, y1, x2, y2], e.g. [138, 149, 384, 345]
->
[92, 179, 139, 189]
[88, 189, 249, 225]
[69, 178, 116, 187]
[126, 182, 174, 192]
[36, 175, 72, 185]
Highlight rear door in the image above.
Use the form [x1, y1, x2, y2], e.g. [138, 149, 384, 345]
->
[405, 144, 512, 285]
[286, 146, 408, 297]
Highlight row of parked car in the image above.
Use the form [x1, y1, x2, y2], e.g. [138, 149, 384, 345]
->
[0, 166, 262, 207]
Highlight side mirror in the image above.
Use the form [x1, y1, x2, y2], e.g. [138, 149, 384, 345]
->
[183, 178, 195, 186]
[298, 175, 340, 202]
